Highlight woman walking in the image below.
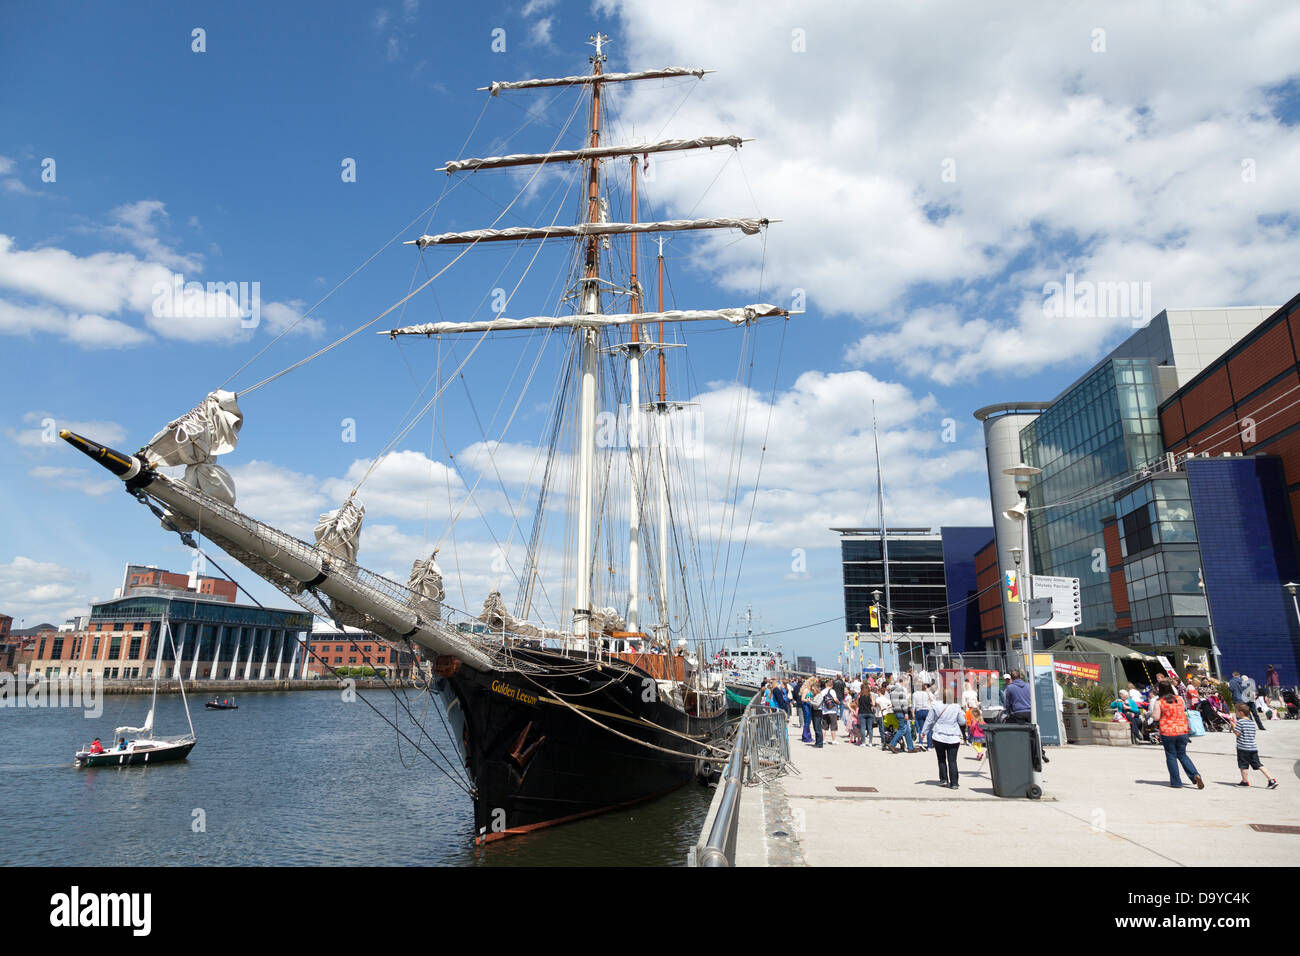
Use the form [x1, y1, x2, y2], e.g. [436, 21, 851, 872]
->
[1151, 683, 1204, 789]
[923, 697, 967, 788]
[800, 679, 817, 744]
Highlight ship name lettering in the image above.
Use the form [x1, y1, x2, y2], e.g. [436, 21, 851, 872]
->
[491, 680, 537, 706]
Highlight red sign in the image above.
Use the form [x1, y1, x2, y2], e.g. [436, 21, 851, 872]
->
[1054, 659, 1101, 682]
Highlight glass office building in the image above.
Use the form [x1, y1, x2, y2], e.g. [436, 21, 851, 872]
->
[1020, 358, 1165, 638]
[836, 526, 993, 668]
[1112, 474, 1210, 648]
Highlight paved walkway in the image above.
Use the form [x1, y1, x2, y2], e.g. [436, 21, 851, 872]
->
[736, 716, 1300, 866]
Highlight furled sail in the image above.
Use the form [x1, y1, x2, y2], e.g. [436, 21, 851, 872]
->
[383, 303, 787, 337]
[115, 707, 153, 739]
[143, 389, 242, 507]
[440, 136, 747, 173]
[143, 390, 242, 466]
[483, 67, 709, 96]
[407, 554, 444, 622]
[479, 591, 564, 642]
[315, 499, 365, 564]
[409, 217, 770, 249]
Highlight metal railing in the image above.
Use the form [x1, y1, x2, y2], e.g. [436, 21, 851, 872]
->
[688, 697, 789, 866]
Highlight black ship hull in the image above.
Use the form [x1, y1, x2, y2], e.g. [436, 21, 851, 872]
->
[434, 647, 727, 843]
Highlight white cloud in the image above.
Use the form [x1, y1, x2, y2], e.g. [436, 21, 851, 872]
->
[0, 154, 52, 197]
[528, 16, 553, 48]
[521, 0, 555, 16]
[321, 449, 503, 522]
[8, 411, 127, 453]
[102, 200, 199, 272]
[226, 460, 331, 539]
[27, 465, 117, 497]
[0, 556, 92, 625]
[0, 226, 325, 349]
[601, 0, 1300, 382]
[261, 299, 326, 338]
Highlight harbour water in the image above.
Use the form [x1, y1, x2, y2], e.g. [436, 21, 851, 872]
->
[0, 688, 711, 866]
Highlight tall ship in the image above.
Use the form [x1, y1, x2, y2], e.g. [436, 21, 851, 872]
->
[62, 35, 789, 843]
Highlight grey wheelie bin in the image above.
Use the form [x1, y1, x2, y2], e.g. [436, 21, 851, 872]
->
[984, 722, 1043, 799]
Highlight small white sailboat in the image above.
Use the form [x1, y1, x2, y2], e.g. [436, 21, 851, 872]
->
[75, 616, 196, 768]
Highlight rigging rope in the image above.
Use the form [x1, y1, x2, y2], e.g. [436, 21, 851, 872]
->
[130, 491, 476, 796]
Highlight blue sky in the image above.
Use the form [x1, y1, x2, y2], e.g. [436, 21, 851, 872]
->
[2, 1, 1299, 668]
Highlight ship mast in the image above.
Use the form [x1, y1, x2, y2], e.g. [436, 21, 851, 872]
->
[626, 154, 643, 635]
[573, 33, 607, 646]
[378, 37, 789, 652]
[654, 236, 670, 649]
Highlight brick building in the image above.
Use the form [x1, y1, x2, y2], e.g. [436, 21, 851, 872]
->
[301, 624, 414, 679]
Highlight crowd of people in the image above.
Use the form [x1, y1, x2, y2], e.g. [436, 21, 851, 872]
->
[1109, 667, 1294, 745]
[758, 669, 996, 790]
[756, 663, 1290, 793]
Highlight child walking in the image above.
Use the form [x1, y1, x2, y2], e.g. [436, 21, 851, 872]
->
[1233, 703, 1278, 789]
[968, 708, 987, 761]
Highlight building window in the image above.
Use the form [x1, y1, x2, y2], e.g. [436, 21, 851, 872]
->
[91, 636, 101, 658]
[128, 636, 142, 659]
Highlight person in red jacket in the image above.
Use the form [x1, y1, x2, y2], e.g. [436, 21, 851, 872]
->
[88, 738, 104, 754]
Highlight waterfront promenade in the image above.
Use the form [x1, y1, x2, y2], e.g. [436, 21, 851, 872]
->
[735, 719, 1300, 866]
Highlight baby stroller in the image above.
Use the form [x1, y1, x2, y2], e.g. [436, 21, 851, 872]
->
[1198, 698, 1230, 732]
[1282, 688, 1299, 720]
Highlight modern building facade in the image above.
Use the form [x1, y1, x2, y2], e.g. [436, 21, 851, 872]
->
[1185, 456, 1299, 681]
[835, 526, 994, 670]
[977, 306, 1275, 644]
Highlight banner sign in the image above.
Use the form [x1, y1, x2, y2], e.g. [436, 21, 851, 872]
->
[1005, 570, 1020, 603]
[1156, 655, 1178, 680]
[1054, 659, 1102, 681]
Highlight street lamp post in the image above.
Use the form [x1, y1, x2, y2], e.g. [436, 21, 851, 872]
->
[1199, 571, 1223, 678]
[1004, 461, 1043, 733]
[1285, 582, 1300, 636]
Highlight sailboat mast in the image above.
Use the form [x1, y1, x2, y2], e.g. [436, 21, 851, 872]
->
[654, 237, 670, 648]
[626, 156, 643, 635]
[574, 34, 606, 646]
[872, 401, 892, 653]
